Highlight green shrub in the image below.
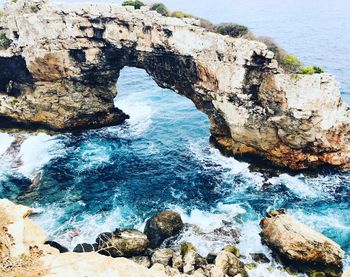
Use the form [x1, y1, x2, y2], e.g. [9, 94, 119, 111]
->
[0, 33, 12, 49]
[12, 0, 18, 3]
[150, 3, 169, 16]
[301, 65, 315, 75]
[122, 0, 145, 9]
[301, 65, 325, 75]
[0, 11, 5, 17]
[216, 23, 249, 38]
[279, 54, 302, 73]
[171, 11, 192, 19]
[313, 66, 324, 74]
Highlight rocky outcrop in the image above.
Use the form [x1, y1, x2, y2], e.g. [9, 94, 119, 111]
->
[96, 229, 149, 257]
[0, 0, 349, 169]
[0, 199, 174, 277]
[144, 211, 184, 248]
[260, 210, 344, 275]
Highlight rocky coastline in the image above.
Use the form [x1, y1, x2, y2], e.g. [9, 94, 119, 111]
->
[0, 199, 346, 277]
[0, 0, 350, 170]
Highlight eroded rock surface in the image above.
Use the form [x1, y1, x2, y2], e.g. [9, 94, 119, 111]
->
[260, 210, 344, 274]
[1, 0, 350, 170]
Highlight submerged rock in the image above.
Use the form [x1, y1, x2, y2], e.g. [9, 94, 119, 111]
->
[249, 252, 270, 264]
[96, 228, 150, 258]
[0, 0, 349, 170]
[260, 211, 344, 274]
[144, 211, 184, 248]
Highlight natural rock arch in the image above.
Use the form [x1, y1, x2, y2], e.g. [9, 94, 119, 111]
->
[0, 0, 350, 170]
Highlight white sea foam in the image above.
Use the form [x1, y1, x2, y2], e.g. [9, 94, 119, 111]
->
[17, 134, 65, 178]
[112, 97, 153, 138]
[0, 133, 14, 156]
[267, 173, 318, 198]
[34, 202, 143, 250]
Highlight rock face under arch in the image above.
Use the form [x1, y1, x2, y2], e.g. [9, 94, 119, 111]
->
[1, 0, 350, 170]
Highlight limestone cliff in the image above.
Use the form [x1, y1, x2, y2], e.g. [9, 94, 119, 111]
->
[0, 0, 350, 170]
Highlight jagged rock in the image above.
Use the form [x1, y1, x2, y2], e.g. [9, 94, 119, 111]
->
[172, 250, 184, 271]
[151, 248, 174, 266]
[96, 228, 150, 258]
[144, 211, 184, 248]
[73, 243, 98, 253]
[0, 0, 349, 170]
[45, 241, 69, 253]
[129, 255, 152, 268]
[223, 245, 240, 258]
[212, 226, 240, 244]
[249, 253, 270, 264]
[260, 211, 344, 274]
[181, 242, 207, 274]
[213, 250, 248, 277]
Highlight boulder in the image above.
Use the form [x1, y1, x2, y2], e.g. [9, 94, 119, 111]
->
[151, 248, 174, 266]
[45, 241, 69, 253]
[73, 243, 98, 253]
[96, 228, 149, 258]
[249, 253, 270, 264]
[260, 211, 344, 273]
[181, 242, 207, 274]
[144, 211, 184, 248]
[213, 250, 248, 277]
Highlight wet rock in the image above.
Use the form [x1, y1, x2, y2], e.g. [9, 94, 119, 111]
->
[212, 226, 240, 244]
[214, 249, 248, 277]
[245, 262, 257, 270]
[144, 211, 184, 248]
[206, 252, 217, 264]
[96, 228, 149, 258]
[223, 245, 240, 258]
[44, 241, 69, 253]
[151, 248, 174, 266]
[129, 255, 152, 268]
[260, 211, 344, 274]
[250, 253, 270, 264]
[73, 243, 98, 253]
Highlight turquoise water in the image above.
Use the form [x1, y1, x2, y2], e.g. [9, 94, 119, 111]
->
[1, 1, 350, 276]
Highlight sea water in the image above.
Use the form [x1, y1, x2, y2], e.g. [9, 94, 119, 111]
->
[0, 0, 350, 276]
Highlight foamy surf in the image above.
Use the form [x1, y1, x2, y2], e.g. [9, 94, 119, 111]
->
[0, 133, 14, 155]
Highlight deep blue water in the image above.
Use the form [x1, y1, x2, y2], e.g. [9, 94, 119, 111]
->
[0, 1, 350, 276]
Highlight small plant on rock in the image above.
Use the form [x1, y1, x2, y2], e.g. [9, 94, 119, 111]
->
[279, 54, 302, 73]
[216, 23, 249, 38]
[150, 3, 169, 16]
[171, 11, 193, 19]
[122, 0, 145, 9]
[301, 65, 325, 75]
[0, 33, 12, 50]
